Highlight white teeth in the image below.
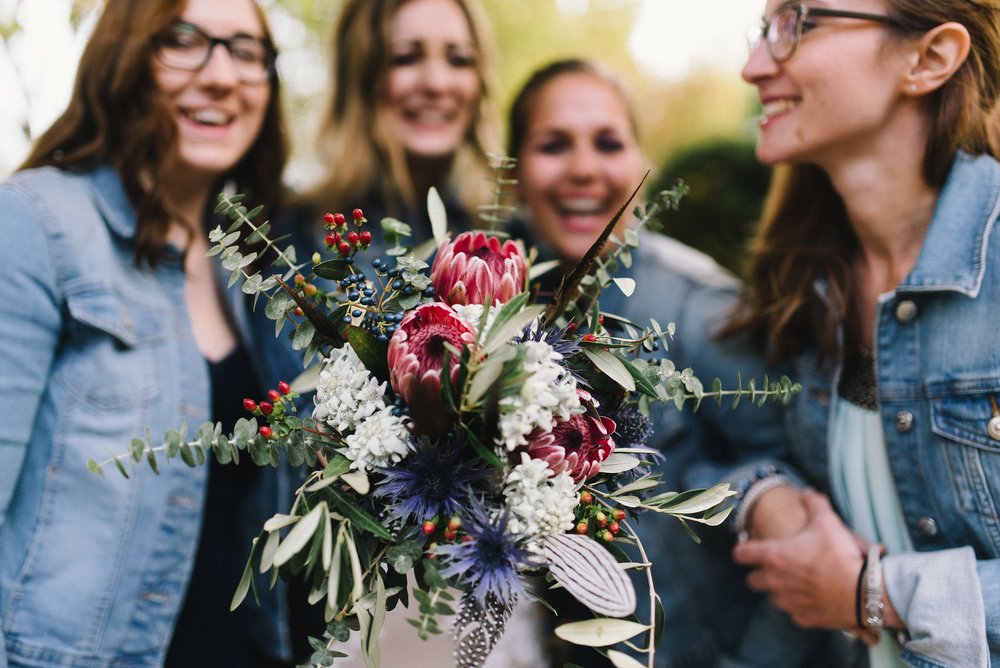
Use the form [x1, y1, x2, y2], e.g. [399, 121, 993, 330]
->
[188, 109, 230, 126]
[557, 198, 603, 215]
[761, 99, 798, 117]
[408, 110, 451, 124]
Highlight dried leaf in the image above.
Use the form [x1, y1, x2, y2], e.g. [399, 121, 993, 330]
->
[543, 533, 636, 617]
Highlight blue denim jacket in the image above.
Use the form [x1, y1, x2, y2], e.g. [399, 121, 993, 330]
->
[0, 165, 293, 667]
[595, 232, 845, 667]
[716, 152, 1000, 667]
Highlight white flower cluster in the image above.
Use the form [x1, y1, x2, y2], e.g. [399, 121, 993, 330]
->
[345, 407, 411, 472]
[451, 302, 498, 339]
[313, 345, 387, 432]
[496, 340, 580, 451]
[503, 453, 578, 542]
[313, 345, 410, 471]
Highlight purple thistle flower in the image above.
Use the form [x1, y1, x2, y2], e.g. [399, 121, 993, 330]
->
[604, 400, 653, 450]
[373, 437, 489, 526]
[434, 500, 533, 607]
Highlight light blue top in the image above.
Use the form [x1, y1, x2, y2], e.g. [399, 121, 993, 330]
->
[830, 398, 910, 667]
[0, 165, 293, 667]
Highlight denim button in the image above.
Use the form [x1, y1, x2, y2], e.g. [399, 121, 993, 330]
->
[895, 411, 913, 432]
[916, 516, 938, 537]
[895, 300, 918, 323]
[989, 416, 1000, 441]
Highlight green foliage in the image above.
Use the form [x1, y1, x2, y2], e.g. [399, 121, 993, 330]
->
[648, 140, 773, 276]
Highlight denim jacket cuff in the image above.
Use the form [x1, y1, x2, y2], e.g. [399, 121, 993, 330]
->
[883, 546, 988, 667]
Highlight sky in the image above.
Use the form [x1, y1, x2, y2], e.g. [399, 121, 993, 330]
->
[0, 0, 764, 175]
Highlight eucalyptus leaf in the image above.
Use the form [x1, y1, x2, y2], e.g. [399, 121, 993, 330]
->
[553, 618, 648, 647]
[599, 453, 641, 474]
[273, 501, 326, 567]
[583, 348, 635, 392]
[427, 186, 448, 248]
[608, 649, 647, 668]
[612, 277, 636, 297]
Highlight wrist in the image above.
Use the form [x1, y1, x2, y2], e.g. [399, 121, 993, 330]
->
[733, 470, 790, 541]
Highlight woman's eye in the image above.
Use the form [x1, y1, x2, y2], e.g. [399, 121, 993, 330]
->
[447, 51, 476, 68]
[595, 135, 624, 153]
[535, 138, 569, 155]
[390, 51, 421, 66]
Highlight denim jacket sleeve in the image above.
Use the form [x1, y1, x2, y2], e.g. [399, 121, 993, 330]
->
[0, 180, 61, 530]
[883, 547, 990, 667]
[0, 178, 63, 666]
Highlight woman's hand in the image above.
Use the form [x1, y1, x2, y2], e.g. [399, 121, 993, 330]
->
[733, 489, 867, 633]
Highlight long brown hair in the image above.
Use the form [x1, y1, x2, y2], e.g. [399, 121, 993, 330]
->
[729, 0, 1000, 361]
[303, 0, 499, 218]
[20, 0, 287, 267]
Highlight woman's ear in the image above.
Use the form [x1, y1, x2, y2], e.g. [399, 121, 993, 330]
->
[903, 22, 971, 96]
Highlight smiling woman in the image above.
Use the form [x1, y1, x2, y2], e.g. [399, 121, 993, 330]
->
[295, 0, 501, 249]
[0, 0, 311, 665]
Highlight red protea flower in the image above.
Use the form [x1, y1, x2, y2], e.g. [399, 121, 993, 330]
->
[387, 302, 477, 435]
[525, 412, 617, 483]
[430, 231, 526, 306]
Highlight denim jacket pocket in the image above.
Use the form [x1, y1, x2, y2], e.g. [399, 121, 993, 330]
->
[58, 280, 165, 410]
[931, 385, 1000, 531]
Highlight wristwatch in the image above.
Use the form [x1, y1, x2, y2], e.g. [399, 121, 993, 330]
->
[863, 544, 885, 632]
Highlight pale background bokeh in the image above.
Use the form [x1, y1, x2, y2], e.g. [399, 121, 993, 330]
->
[0, 0, 764, 180]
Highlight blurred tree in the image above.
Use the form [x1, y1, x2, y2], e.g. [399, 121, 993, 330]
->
[649, 139, 772, 277]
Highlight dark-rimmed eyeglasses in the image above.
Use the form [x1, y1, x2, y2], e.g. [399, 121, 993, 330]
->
[154, 20, 276, 85]
[748, 4, 904, 63]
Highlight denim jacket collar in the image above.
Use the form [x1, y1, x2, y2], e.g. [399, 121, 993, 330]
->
[87, 164, 139, 239]
[899, 151, 1000, 298]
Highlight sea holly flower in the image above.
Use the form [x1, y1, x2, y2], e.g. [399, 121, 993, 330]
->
[387, 302, 476, 435]
[430, 231, 526, 307]
[524, 409, 616, 483]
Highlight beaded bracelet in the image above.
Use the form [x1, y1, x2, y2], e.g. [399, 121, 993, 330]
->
[732, 465, 790, 540]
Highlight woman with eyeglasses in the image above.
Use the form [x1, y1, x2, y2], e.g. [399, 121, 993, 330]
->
[0, 0, 307, 665]
[716, 2, 1000, 666]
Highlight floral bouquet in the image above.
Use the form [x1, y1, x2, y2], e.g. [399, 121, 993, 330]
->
[90, 166, 797, 668]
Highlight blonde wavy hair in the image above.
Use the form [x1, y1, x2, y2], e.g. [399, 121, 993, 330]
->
[302, 0, 500, 220]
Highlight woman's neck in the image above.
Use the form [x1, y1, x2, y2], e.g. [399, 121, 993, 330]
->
[406, 154, 453, 203]
[824, 141, 937, 294]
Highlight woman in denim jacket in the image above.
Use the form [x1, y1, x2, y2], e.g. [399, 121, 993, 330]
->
[507, 58, 843, 667]
[725, 2, 1000, 666]
[0, 0, 304, 665]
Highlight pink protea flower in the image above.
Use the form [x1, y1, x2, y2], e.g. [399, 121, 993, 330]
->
[524, 412, 617, 483]
[387, 302, 477, 435]
[430, 231, 526, 306]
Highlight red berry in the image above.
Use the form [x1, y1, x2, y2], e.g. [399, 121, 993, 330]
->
[259, 425, 273, 438]
[352, 208, 364, 221]
[333, 212, 346, 226]
[609, 521, 621, 534]
[325, 233, 337, 247]
[359, 230, 372, 246]
[346, 231, 359, 246]
[303, 283, 318, 297]
[601, 531, 614, 542]
[338, 242, 351, 256]
[447, 516, 462, 531]
[323, 213, 336, 226]
[259, 401, 273, 415]
[612, 508, 626, 520]
[421, 520, 436, 535]
[576, 522, 589, 535]
[267, 389, 281, 402]
[278, 381, 291, 395]
[293, 307, 304, 317]
[444, 529, 457, 541]
[596, 518, 608, 529]
[594, 511, 606, 523]
[582, 333, 597, 342]
[579, 491, 593, 505]
[462, 534, 474, 543]
[242, 398, 257, 412]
